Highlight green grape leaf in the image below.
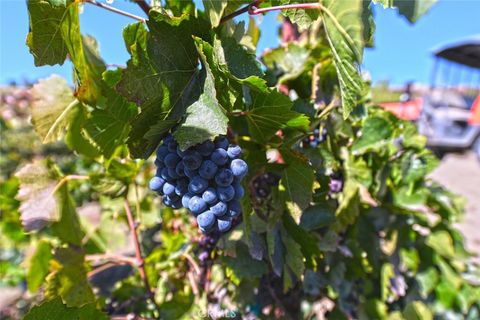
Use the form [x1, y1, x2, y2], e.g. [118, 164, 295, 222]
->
[213, 36, 264, 80]
[158, 291, 194, 320]
[435, 280, 456, 308]
[282, 230, 305, 289]
[381, 263, 395, 301]
[223, 243, 268, 279]
[416, 267, 438, 298]
[122, 22, 147, 64]
[300, 202, 335, 231]
[403, 301, 433, 320]
[117, 14, 210, 158]
[436, 256, 462, 289]
[24, 297, 108, 320]
[352, 115, 394, 154]
[262, 44, 310, 83]
[244, 87, 309, 143]
[283, 213, 321, 269]
[30, 76, 100, 158]
[280, 150, 315, 214]
[361, 299, 388, 319]
[26, 0, 72, 66]
[70, 35, 106, 104]
[84, 71, 138, 158]
[335, 177, 360, 230]
[376, 0, 438, 23]
[27, 0, 105, 103]
[362, 0, 376, 47]
[267, 223, 285, 277]
[50, 183, 84, 246]
[64, 104, 101, 158]
[30, 75, 78, 143]
[320, 0, 365, 118]
[173, 42, 229, 150]
[27, 240, 53, 293]
[45, 247, 95, 307]
[426, 230, 455, 259]
[203, 0, 228, 27]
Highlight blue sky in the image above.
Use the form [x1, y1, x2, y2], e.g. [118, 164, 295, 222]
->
[0, 0, 479, 86]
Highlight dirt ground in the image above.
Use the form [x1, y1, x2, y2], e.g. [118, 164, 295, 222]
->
[430, 151, 480, 258]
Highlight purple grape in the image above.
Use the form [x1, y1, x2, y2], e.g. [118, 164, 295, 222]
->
[211, 148, 228, 166]
[217, 185, 235, 202]
[188, 176, 208, 194]
[149, 176, 165, 192]
[156, 145, 169, 161]
[167, 167, 180, 179]
[167, 140, 178, 153]
[210, 201, 227, 217]
[215, 168, 234, 187]
[227, 145, 242, 159]
[175, 178, 189, 196]
[184, 167, 198, 178]
[202, 188, 217, 204]
[197, 210, 216, 231]
[233, 183, 244, 200]
[182, 193, 194, 208]
[183, 151, 202, 170]
[215, 136, 229, 150]
[230, 159, 248, 177]
[217, 218, 232, 232]
[164, 153, 180, 168]
[227, 200, 242, 218]
[188, 196, 207, 215]
[199, 160, 218, 180]
[197, 140, 215, 156]
[162, 182, 175, 196]
[175, 161, 186, 177]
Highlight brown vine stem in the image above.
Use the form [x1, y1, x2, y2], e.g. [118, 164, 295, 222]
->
[134, 0, 151, 15]
[123, 198, 160, 313]
[83, 0, 146, 23]
[219, 0, 265, 24]
[250, 3, 320, 15]
[221, 1, 321, 24]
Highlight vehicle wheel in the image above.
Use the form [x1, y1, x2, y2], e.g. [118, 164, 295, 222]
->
[474, 136, 480, 161]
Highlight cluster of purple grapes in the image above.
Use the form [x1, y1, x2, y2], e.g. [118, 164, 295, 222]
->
[302, 127, 327, 148]
[252, 172, 281, 199]
[149, 135, 248, 234]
